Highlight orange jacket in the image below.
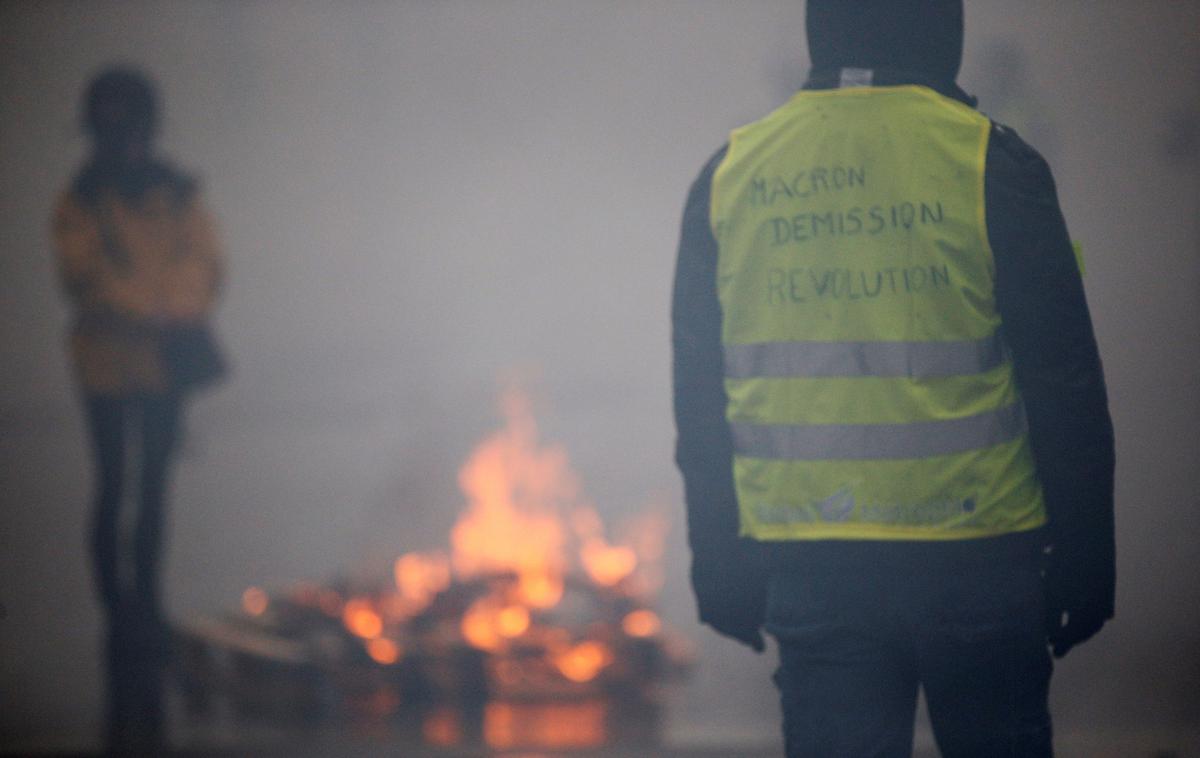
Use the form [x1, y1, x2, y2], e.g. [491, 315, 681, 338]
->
[53, 184, 222, 394]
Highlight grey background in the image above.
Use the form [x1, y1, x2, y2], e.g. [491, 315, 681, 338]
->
[1, 1, 1198, 754]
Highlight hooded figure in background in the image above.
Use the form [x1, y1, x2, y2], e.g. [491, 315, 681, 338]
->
[52, 66, 225, 753]
[672, 1, 1114, 755]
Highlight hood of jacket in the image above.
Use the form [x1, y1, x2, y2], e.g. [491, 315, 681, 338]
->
[806, 0, 964, 84]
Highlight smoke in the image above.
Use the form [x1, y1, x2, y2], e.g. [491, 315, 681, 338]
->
[1, 0, 1197, 751]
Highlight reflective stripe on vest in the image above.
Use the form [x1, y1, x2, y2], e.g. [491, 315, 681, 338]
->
[723, 333, 1006, 379]
[711, 85, 1046, 541]
[731, 402, 1027, 461]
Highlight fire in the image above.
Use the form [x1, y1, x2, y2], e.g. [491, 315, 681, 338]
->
[461, 597, 536, 652]
[366, 637, 402, 665]
[496, 605, 531, 638]
[184, 387, 691, 753]
[572, 507, 637, 587]
[621, 609, 661, 638]
[461, 598, 504, 651]
[553, 640, 613, 683]
[580, 540, 637, 587]
[415, 387, 673, 665]
[343, 598, 383, 639]
[516, 570, 562, 609]
[393, 551, 451, 613]
[241, 586, 269, 617]
[449, 389, 574, 597]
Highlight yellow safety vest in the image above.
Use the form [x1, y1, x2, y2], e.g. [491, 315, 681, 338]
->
[712, 85, 1047, 541]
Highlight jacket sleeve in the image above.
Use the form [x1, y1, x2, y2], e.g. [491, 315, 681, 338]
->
[165, 197, 224, 321]
[672, 146, 769, 629]
[987, 124, 1116, 618]
[672, 146, 734, 553]
[51, 192, 103, 305]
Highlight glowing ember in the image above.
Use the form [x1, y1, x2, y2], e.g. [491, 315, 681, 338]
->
[366, 637, 402, 665]
[580, 541, 637, 587]
[461, 598, 504, 651]
[496, 605, 531, 638]
[516, 570, 563, 609]
[343, 598, 383, 639]
[241, 586, 269, 617]
[553, 640, 613, 683]
[621, 609, 661, 638]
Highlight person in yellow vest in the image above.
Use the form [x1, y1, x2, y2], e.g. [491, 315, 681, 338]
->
[52, 66, 223, 753]
[671, 2, 1114, 755]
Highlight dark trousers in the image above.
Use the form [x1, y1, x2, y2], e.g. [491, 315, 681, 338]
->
[85, 392, 183, 617]
[765, 553, 1053, 758]
[84, 391, 184, 753]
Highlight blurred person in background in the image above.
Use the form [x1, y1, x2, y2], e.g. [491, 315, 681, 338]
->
[671, 1, 1114, 756]
[52, 66, 225, 753]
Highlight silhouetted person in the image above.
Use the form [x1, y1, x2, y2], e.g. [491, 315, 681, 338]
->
[672, 2, 1114, 756]
[52, 66, 224, 754]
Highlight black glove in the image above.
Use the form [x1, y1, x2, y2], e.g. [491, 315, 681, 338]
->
[690, 555, 768, 653]
[1044, 601, 1108, 658]
[704, 608, 766, 652]
[1042, 544, 1113, 658]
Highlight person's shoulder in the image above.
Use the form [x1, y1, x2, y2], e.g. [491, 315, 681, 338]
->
[987, 120, 1055, 185]
[69, 162, 103, 206]
[702, 142, 730, 175]
[150, 160, 201, 207]
[688, 144, 730, 195]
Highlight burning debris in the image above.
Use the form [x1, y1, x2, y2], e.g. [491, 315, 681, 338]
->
[176, 389, 691, 750]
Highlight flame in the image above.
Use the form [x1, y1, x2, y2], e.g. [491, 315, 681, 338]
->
[580, 541, 637, 587]
[461, 597, 531, 651]
[241, 586, 269, 617]
[461, 598, 503, 651]
[367, 637, 402, 665]
[450, 389, 576, 598]
[418, 386, 673, 684]
[552, 640, 612, 683]
[393, 551, 451, 613]
[343, 598, 384, 639]
[496, 605, 531, 638]
[621, 609, 661, 638]
[516, 570, 562, 609]
[573, 506, 638, 588]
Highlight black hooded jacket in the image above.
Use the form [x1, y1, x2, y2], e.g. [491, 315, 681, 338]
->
[672, 1, 1114, 634]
